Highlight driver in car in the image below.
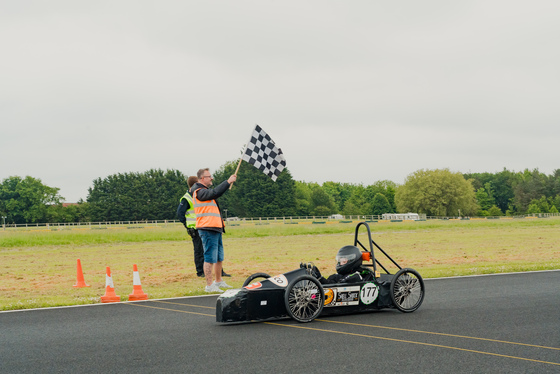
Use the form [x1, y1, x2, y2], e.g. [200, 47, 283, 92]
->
[305, 245, 374, 284]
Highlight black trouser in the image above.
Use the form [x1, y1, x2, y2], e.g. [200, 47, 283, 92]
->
[191, 230, 205, 275]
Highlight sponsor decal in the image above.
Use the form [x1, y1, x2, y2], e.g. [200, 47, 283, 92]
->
[268, 274, 289, 288]
[324, 286, 360, 307]
[360, 283, 379, 305]
[324, 288, 335, 306]
[244, 282, 262, 290]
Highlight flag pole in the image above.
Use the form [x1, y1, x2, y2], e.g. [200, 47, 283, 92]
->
[234, 151, 244, 176]
[229, 143, 247, 190]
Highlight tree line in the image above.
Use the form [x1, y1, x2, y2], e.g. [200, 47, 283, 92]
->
[1, 164, 559, 224]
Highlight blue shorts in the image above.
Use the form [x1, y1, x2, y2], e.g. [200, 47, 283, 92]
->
[199, 230, 224, 264]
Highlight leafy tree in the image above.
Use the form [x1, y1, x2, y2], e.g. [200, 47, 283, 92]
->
[464, 169, 515, 213]
[487, 206, 503, 216]
[309, 184, 336, 216]
[87, 169, 188, 221]
[0, 176, 63, 224]
[510, 169, 549, 213]
[212, 160, 297, 218]
[363, 181, 397, 214]
[492, 169, 517, 213]
[475, 184, 496, 215]
[46, 202, 90, 223]
[322, 181, 353, 212]
[371, 193, 392, 216]
[395, 169, 479, 216]
[294, 181, 312, 216]
[548, 169, 560, 197]
[526, 203, 541, 214]
[526, 196, 551, 213]
[465, 168, 560, 215]
[295, 181, 352, 216]
[341, 200, 361, 215]
[550, 195, 560, 212]
[342, 184, 369, 215]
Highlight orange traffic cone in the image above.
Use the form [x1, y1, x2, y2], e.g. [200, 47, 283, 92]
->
[73, 259, 90, 288]
[100, 266, 120, 303]
[128, 264, 148, 301]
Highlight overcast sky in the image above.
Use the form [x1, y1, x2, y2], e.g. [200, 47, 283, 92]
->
[1, 1, 559, 202]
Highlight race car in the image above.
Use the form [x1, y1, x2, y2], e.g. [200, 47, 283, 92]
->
[217, 221, 425, 323]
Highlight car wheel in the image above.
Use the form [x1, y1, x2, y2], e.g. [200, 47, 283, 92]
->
[284, 275, 324, 323]
[390, 268, 425, 313]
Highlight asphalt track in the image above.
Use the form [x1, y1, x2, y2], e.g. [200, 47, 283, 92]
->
[1, 271, 559, 373]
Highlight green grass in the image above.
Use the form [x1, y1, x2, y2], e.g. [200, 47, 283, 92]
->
[1, 218, 559, 311]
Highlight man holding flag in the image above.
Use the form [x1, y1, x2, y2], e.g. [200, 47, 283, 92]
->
[192, 125, 286, 292]
[191, 168, 236, 293]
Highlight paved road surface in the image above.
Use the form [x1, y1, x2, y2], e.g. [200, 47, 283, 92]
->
[1, 271, 559, 373]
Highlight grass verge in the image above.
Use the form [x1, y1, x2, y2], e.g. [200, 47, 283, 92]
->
[1, 218, 559, 310]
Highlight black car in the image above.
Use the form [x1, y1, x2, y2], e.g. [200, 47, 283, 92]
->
[217, 222, 425, 323]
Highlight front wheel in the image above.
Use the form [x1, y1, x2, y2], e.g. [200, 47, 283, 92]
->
[284, 275, 324, 323]
[390, 268, 425, 313]
[242, 272, 271, 287]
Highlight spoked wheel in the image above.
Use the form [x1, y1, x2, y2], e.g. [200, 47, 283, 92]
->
[242, 272, 271, 287]
[284, 275, 324, 323]
[390, 268, 425, 313]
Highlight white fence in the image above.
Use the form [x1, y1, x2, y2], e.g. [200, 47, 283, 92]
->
[2, 213, 559, 231]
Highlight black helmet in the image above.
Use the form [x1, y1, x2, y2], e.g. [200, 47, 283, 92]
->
[335, 245, 362, 275]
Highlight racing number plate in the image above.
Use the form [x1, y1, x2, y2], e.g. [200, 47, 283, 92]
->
[359, 282, 379, 305]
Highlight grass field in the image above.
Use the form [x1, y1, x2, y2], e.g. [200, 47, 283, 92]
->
[1, 217, 559, 311]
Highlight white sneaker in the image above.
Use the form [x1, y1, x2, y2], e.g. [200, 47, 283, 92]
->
[215, 281, 233, 289]
[205, 283, 224, 293]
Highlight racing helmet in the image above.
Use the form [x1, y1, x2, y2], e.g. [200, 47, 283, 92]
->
[335, 245, 362, 275]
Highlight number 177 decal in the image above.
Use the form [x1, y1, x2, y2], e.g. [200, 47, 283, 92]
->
[360, 283, 379, 305]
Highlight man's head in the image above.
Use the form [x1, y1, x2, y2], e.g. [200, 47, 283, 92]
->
[197, 168, 213, 187]
[187, 176, 198, 189]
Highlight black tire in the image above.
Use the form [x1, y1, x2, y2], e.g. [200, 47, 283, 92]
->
[242, 272, 271, 287]
[390, 268, 425, 313]
[284, 275, 324, 323]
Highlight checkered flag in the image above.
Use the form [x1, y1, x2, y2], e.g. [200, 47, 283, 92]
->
[241, 125, 287, 181]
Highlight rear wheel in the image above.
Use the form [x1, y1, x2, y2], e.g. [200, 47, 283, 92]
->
[390, 268, 425, 313]
[242, 272, 271, 287]
[284, 275, 324, 323]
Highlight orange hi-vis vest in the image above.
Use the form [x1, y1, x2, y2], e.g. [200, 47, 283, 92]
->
[193, 188, 224, 229]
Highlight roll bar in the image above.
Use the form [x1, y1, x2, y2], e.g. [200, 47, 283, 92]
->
[353, 221, 402, 276]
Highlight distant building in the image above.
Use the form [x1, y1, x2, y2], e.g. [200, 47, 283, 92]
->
[382, 213, 420, 220]
[329, 214, 344, 219]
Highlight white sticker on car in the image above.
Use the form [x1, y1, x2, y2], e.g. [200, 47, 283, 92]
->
[360, 283, 379, 305]
[268, 274, 289, 288]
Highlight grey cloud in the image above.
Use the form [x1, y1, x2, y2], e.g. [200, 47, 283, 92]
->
[1, 0, 559, 202]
